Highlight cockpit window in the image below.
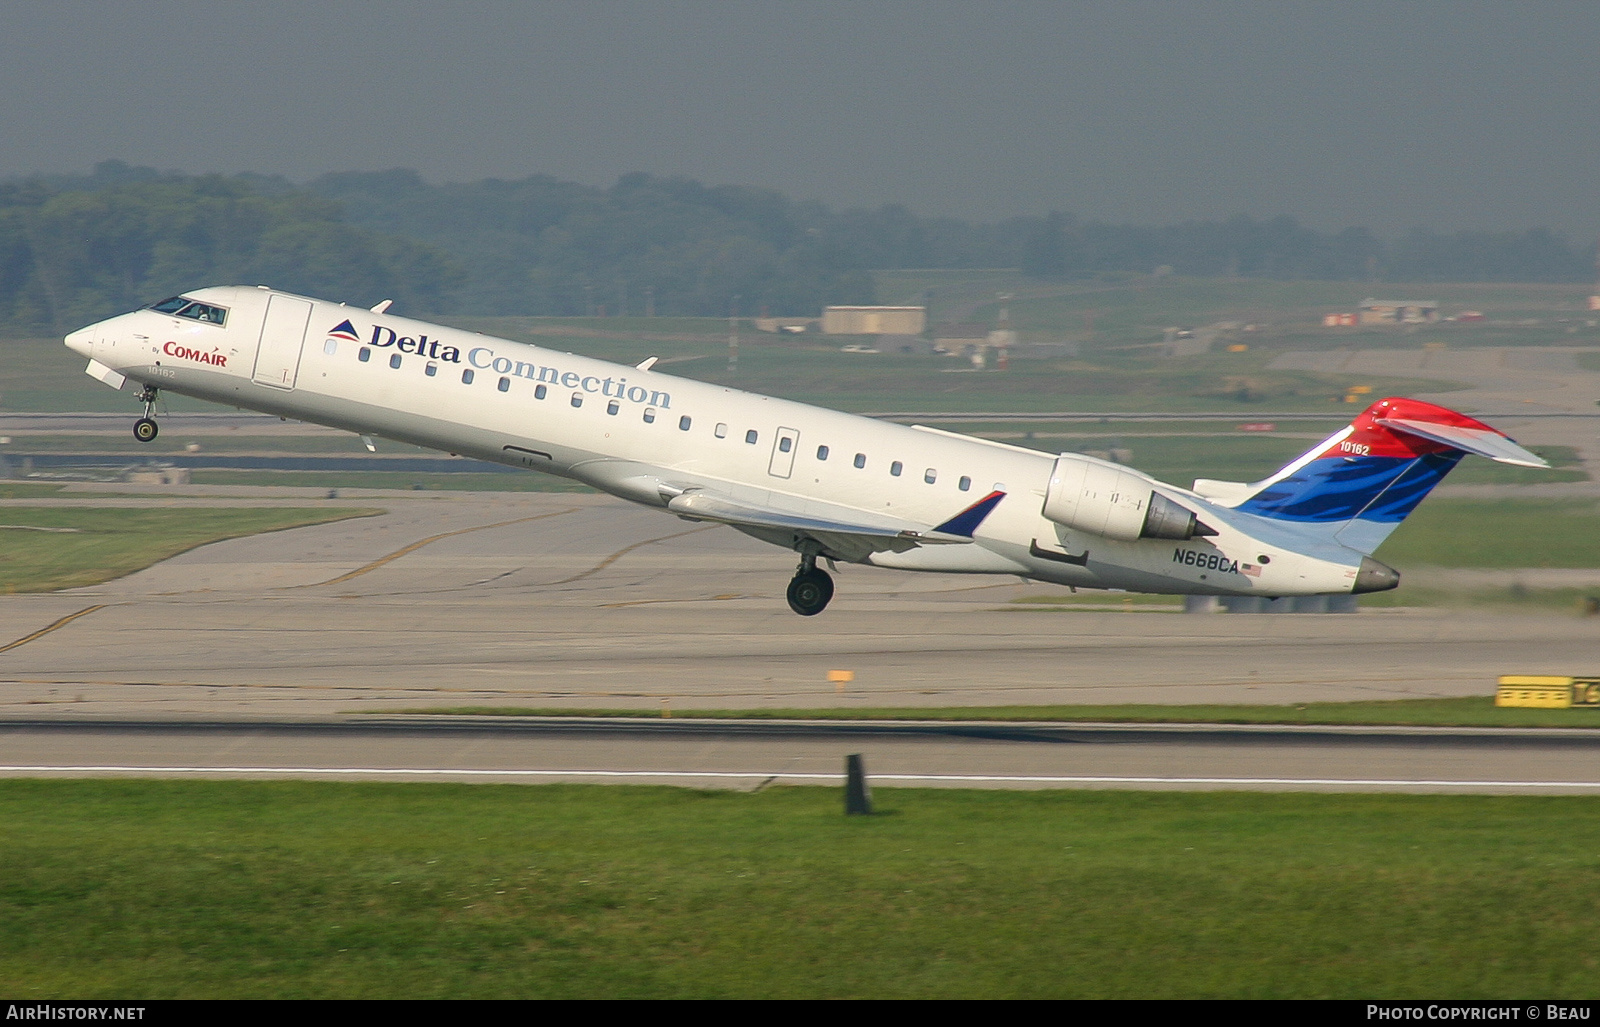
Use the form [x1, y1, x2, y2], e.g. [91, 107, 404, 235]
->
[176, 302, 227, 325]
[148, 296, 228, 326]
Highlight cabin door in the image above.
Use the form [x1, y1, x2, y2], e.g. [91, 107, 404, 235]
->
[767, 426, 800, 478]
[253, 295, 312, 389]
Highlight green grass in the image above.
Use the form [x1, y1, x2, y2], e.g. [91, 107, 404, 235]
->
[187, 470, 595, 492]
[1446, 444, 1587, 485]
[0, 338, 214, 413]
[943, 276, 1600, 351]
[2, 780, 1598, 998]
[0, 483, 71, 499]
[1378, 499, 1600, 569]
[0, 507, 380, 592]
[391, 696, 1600, 729]
[697, 350, 1454, 414]
[875, 273, 1597, 352]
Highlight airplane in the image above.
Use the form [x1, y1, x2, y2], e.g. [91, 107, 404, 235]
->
[64, 286, 1547, 615]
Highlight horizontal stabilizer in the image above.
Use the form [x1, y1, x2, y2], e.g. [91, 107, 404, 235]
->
[1374, 417, 1548, 468]
[1191, 478, 1256, 504]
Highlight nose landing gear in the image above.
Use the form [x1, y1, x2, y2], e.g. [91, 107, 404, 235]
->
[133, 386, 160, 442]
[786, 543, 835, 616]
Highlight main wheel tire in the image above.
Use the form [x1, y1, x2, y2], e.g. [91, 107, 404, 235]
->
[786, 568, 834, 616]
[133, 417, 159, 443]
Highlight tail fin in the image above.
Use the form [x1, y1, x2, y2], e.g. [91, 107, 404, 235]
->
[1197, 397, 1547, 555]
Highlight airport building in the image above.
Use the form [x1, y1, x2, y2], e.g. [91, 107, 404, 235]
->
[1359, 298, 1440, 325]
[821, 305, 927, 335]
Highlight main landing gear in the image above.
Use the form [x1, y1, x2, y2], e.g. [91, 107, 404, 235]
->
[133, 386, 159, 442]
[786, 544, 835, 616]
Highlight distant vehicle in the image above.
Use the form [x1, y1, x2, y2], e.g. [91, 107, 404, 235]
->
[67, 286, 1547, 615]
[839, 344, 879, 354]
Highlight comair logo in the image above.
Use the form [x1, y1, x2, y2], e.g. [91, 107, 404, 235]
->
[162, 340, 227, 367]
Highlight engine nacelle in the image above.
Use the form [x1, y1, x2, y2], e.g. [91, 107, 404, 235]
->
[1041, 455, 1209, 542]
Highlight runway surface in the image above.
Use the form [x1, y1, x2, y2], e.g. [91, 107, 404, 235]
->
[4, 487, 1600, 792]
[4, 489, 1600, 717]
[4, 716, 1600, 794]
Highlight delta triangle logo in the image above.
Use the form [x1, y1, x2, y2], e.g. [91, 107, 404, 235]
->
[327, 319, 360, 341]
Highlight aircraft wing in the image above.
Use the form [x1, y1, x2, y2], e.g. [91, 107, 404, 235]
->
[665, 488, 1005, 560]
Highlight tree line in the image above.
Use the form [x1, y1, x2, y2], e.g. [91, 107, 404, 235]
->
[0, 162, 458, 334]
[2, 160, 1594, 333]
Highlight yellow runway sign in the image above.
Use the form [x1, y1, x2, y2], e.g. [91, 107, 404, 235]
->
[1496, 676, 1600, 708]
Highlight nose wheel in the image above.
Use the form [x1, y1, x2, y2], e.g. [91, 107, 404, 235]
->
[786, 544, 835, 616]
[133, 386, 160, 443]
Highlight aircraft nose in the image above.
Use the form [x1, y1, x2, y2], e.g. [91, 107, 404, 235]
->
[64, 326, 94, 357]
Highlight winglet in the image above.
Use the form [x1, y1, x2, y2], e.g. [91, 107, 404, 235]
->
[932, 490, 1006, 538]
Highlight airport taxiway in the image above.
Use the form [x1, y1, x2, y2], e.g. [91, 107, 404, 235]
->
[3, 488, 1599, 716]
[3, 716, 1599, 794]
[4, 487, 1599, 792]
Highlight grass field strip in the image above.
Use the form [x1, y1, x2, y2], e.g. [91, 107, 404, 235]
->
[5, 765, 1600, 790]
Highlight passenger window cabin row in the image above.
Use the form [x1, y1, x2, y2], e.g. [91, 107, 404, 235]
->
[355, 344, 975, 492]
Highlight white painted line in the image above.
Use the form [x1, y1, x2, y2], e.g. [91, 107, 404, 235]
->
[872, 774, 1600, 788]
[0, 766, 795, 780]
[3, 766, 1600, 789]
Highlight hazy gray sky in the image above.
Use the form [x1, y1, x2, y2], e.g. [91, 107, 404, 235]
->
[3, 1, 1597, 236]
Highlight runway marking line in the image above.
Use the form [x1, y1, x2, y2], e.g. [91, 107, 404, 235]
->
[3, 766, 1600, 790]
[599, 592, 751, 608]
[540, 526, 716, 586]
[0, 605, 109, 656]
[290, 508, 580, 588]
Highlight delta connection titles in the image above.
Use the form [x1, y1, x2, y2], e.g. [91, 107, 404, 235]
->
[363, 325, 671, 408]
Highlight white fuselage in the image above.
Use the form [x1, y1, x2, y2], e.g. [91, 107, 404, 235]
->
[66, 286, 1370, 597]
